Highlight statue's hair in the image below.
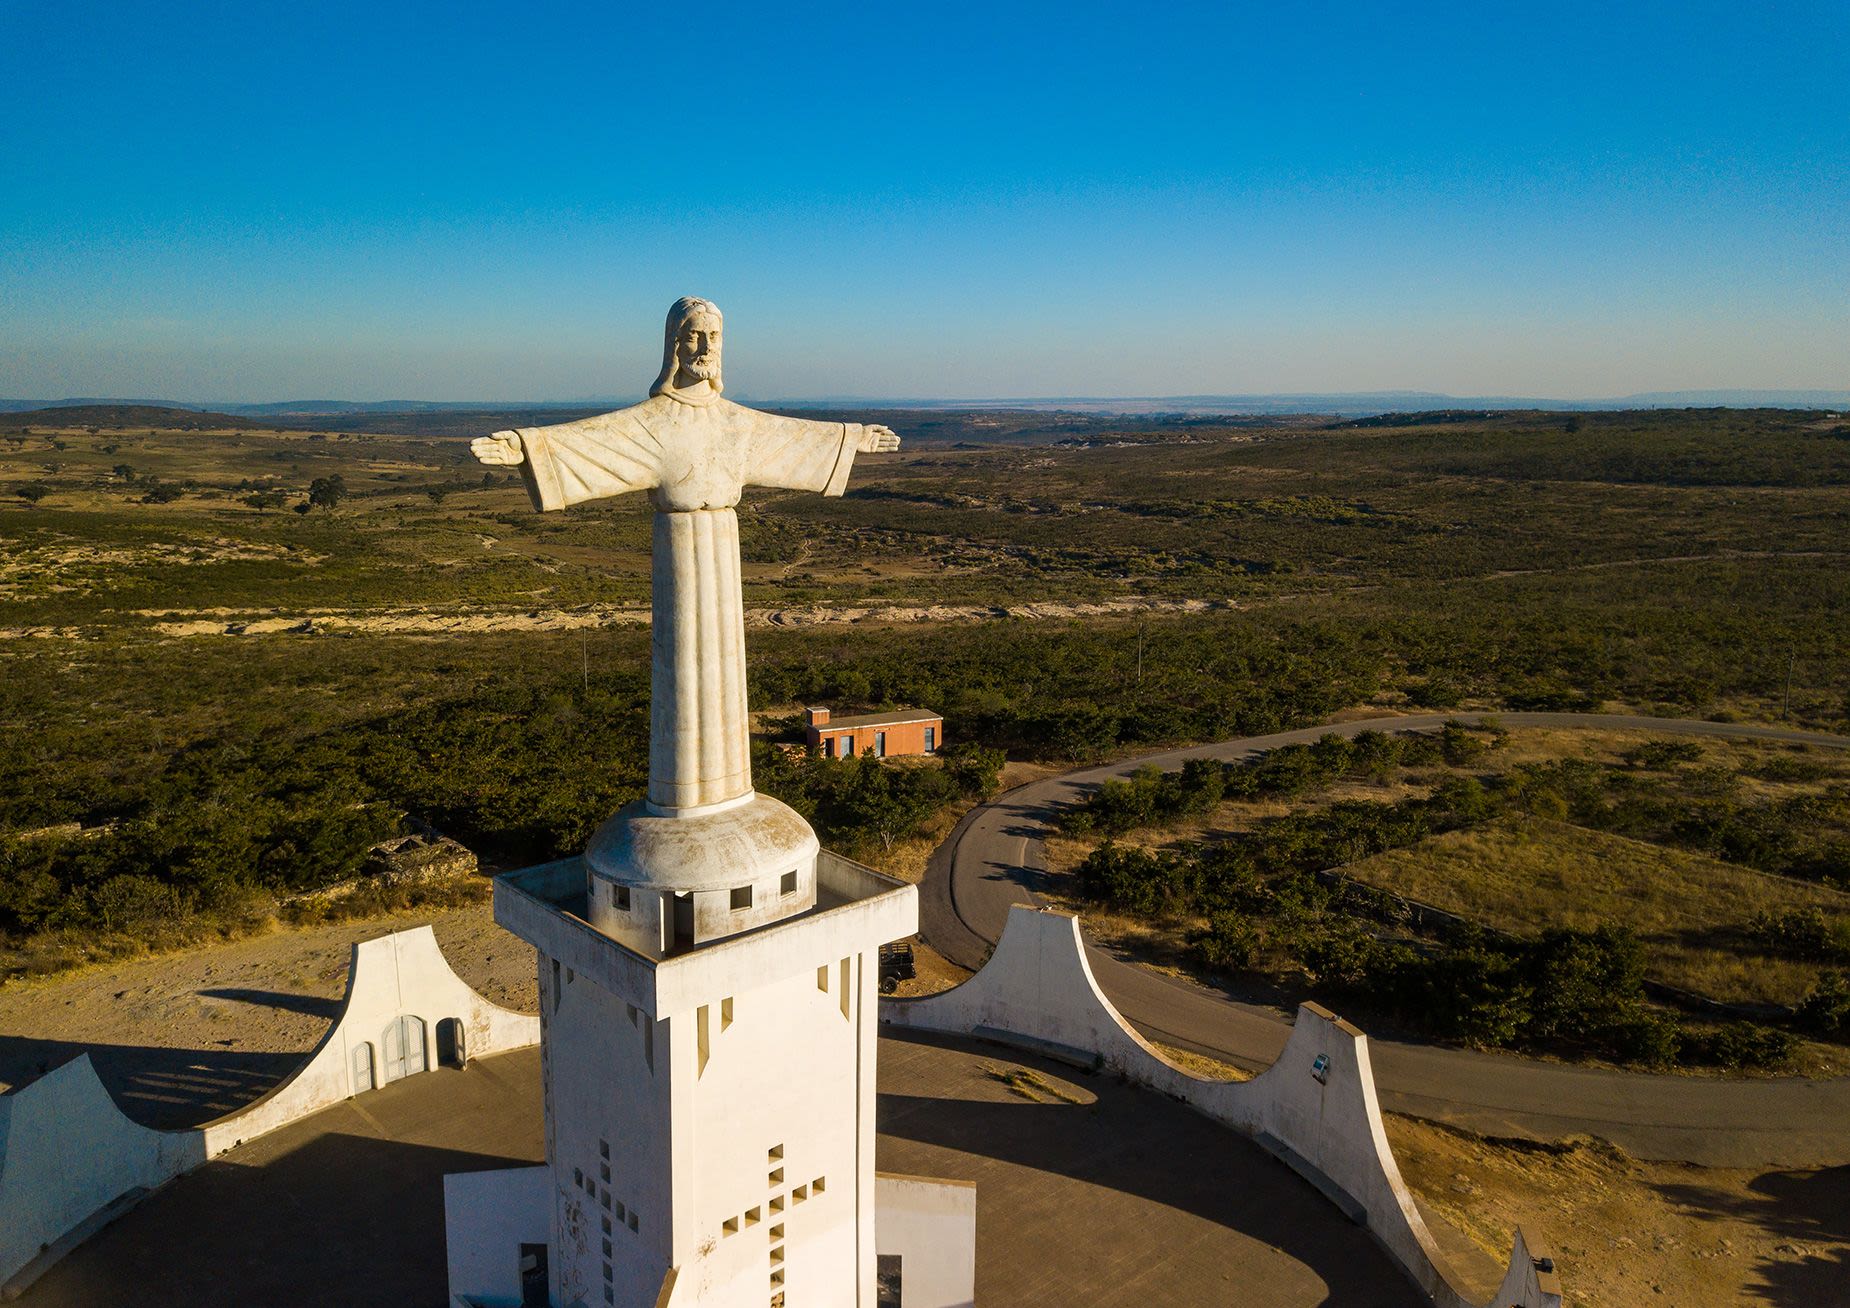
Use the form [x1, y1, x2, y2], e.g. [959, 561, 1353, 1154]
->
[651, 296, 723, 397]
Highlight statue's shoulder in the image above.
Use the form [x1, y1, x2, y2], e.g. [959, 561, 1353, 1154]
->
[562, 400, 661, 437]
[710, 395, 795, 432]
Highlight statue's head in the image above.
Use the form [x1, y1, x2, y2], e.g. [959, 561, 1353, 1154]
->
[651, 296, 723, 398]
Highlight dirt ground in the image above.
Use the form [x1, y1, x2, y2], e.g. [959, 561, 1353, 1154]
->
[1, 595, 1238, 641]
[1387, 1116, 1850, 1307]
[0, 902, 535, 1101]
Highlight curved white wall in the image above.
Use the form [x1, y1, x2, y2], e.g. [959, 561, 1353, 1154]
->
[0, 924, 540, 1292]
[881, 905, 1565, 1308]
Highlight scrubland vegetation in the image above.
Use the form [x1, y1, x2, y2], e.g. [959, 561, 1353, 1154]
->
[1059, 725, 1850, 1070]
[2, 406, 1847, 996]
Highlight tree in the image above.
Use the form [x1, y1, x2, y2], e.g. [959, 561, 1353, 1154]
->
[17, 482, 51, 503]
[307, 474, 347, 510]
[112, 463, 135, 480]
[426, 486, 450, 505]
[243, 491, 288, 512]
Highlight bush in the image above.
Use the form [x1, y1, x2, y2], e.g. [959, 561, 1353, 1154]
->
[1525, 925, 1647, 1040]
[1194, 911, 1258, 971]
[1440, 722, 1486, 766]
[1747, 908, 1850, 962]
[941, 742, 1005, 799]
[1406, 935, 1534, 1047]
[1678, 1021, 1796, 1070]
[1623, 739, 1704, 769]
[1798, 972, 1850, 1036]
[1407, 676, 1463, 709]
[90, 874, 185, 931]
[1299, 918, 1389, 990]
[1074, 842, 1188, 916]
[1605, 1012, 1683, 1069]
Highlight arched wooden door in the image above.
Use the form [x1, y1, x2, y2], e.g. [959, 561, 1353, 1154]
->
[352, 1041, 375, 1093]
[381, 1014, 428, 1082]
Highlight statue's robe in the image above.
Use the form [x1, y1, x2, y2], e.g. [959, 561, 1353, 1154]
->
[508, 389, 867, 814]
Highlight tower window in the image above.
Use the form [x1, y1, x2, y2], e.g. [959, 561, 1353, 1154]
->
[731, 884, 753, 910]
[781, 870, 797, 896]
[613, 883, 631, 911]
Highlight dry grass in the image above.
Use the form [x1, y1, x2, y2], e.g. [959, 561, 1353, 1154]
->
[887, 937, 970, 998]
[1345, 816, 1850, 1006]
[1387, 1113, 1850, 1307]
[978, 1062, 1095, 1104]
[1150, 1040, 1252, 1081]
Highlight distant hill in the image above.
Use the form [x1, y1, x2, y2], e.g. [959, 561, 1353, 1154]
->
[219, 399, 629, 417]
[1, 404, 261, 430]
[3, 388, 1843, 435]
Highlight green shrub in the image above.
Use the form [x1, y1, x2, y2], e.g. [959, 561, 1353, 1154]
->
[1605, 1012, 1683, 1069]
[1798, 972, 1850, 1036]
[1075, 842, 1188, 916]
[1677, 1021, 1796, 1070]
[940, 742, 1005, 799]
[1623, 739, 1705, 769]
[1194, 911, 1258, 971]
[1746, 908, 1850, 963]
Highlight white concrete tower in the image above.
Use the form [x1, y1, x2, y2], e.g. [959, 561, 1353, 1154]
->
[484, 299, 920, 1308]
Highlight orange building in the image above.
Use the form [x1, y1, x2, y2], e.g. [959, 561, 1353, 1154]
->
[804, 706, 944, 759]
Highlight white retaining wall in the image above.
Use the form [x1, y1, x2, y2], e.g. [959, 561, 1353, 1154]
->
[199, 925, 539, 1153]
[875, 1172, 977, 1308]
[881, 906, 1564, 1308]
[444, 1165, 551, 1307]
[0, 1055, 206, 1295]
[0, 925, 540, 1292]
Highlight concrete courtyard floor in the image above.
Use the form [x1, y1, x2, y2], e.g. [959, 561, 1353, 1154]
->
[24, 1032, 1426, 1308]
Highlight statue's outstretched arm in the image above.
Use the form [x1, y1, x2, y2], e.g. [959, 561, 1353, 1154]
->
[746, 413, 899, 497]
[474, 412, 661, 512]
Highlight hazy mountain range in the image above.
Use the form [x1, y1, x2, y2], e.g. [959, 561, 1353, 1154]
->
[2, 389, 1845, 419]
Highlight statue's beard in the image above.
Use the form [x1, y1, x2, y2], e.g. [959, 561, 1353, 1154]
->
[677, 359, 720, 386]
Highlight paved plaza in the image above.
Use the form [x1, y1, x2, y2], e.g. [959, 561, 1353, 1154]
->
[23, 1032, 1423, 1307]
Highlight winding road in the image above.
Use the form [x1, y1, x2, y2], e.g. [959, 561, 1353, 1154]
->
[918, 711, 1850, 1168]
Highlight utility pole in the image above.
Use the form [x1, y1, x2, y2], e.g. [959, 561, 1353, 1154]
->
[1782, 651, 1796, 721]
[582, 631, 590, 696]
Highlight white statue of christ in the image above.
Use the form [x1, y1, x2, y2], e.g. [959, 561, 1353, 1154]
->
[473, 297, 899, 819]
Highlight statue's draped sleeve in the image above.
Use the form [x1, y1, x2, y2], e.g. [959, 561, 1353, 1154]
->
[513, 412, 663, 511]
[744, 412, 865, 498]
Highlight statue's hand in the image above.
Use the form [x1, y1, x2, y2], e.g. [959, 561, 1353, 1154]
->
[858, 424, 900, 454]
[472, 430, 525, 466]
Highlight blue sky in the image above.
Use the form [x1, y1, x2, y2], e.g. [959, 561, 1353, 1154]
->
[2, 2, 1845, 401]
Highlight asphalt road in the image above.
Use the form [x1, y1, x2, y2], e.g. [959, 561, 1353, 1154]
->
[919, 711, 1850, 1168]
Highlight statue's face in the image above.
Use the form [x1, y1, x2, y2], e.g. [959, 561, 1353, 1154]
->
[673, 313, 722, 388]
